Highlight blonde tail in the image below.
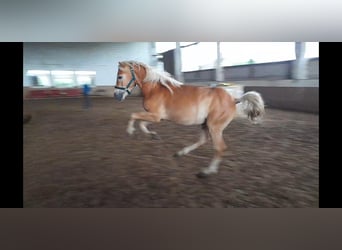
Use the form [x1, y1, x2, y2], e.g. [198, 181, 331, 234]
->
[235, 91, 265, 123]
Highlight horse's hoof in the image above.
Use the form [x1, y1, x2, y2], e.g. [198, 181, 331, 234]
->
[126, 127, 135, 135]
[151, 134, 161, 140]
[173, 152, 181, 158]
[196, 172, 208, 178]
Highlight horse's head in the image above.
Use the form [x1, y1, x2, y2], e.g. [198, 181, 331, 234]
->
[114, 60, 182, 101]
[114, 61, 141, 101]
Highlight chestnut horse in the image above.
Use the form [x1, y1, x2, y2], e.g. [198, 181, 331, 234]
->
[114, 61, 265, 178]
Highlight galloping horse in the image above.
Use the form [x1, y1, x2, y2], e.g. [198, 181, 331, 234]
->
[114, 61, 265, 178]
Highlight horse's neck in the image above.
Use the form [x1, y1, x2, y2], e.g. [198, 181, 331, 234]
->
[140, 82, 164, 98]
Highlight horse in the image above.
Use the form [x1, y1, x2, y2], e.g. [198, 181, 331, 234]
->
[113, 60, 265, 178]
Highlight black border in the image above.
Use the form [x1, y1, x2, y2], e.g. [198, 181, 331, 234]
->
[318, 42, 341, 208]
[0, 42, 23, 208]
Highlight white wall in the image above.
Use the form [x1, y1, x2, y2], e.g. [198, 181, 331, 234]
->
[23, 42, 156, 86]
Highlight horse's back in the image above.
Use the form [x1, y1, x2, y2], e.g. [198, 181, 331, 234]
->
[161, 85, 236, 125]
[177, 85, 236, 107]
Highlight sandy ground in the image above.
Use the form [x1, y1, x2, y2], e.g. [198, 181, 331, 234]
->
[23, 97, 318, 207]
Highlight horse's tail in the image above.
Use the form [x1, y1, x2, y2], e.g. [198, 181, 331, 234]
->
[235, 91, 265, 123]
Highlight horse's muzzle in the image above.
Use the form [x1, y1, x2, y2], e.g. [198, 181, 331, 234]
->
[114, 90, 126, 101]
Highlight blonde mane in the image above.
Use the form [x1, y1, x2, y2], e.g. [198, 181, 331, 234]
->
[119, 60, 183, 94]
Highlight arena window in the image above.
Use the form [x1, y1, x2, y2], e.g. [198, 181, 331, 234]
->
[26, 70, 96, 88]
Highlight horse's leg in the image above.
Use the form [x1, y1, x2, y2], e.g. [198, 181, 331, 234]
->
[197, 115, 234, 178]
[127, 119, 136, 135]
[139, 121, 161, 139]
[139, 121, 157, 136]
[174, 123, 209, 157]
[127, 112, 161, 138]
[197, 127, 227, 177]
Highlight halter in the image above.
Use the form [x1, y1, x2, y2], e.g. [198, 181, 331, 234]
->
[114, 67, 137, 95]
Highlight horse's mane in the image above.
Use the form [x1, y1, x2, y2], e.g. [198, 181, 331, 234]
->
[119, 60, 183, 94]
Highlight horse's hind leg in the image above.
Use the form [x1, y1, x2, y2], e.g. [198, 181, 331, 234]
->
[197, 127, 227, 178]
[197, 114, 234, 178]
[174, 122, 209, 157]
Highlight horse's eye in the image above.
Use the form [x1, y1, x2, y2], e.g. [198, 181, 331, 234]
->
[118, 76, 123, 80]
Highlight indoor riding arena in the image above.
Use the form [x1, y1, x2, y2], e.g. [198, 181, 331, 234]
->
[23, 42, 319, 208]
[23, 95, 318, 208]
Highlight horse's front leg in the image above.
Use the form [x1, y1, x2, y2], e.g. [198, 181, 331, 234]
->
[127, 112, 161, 139]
